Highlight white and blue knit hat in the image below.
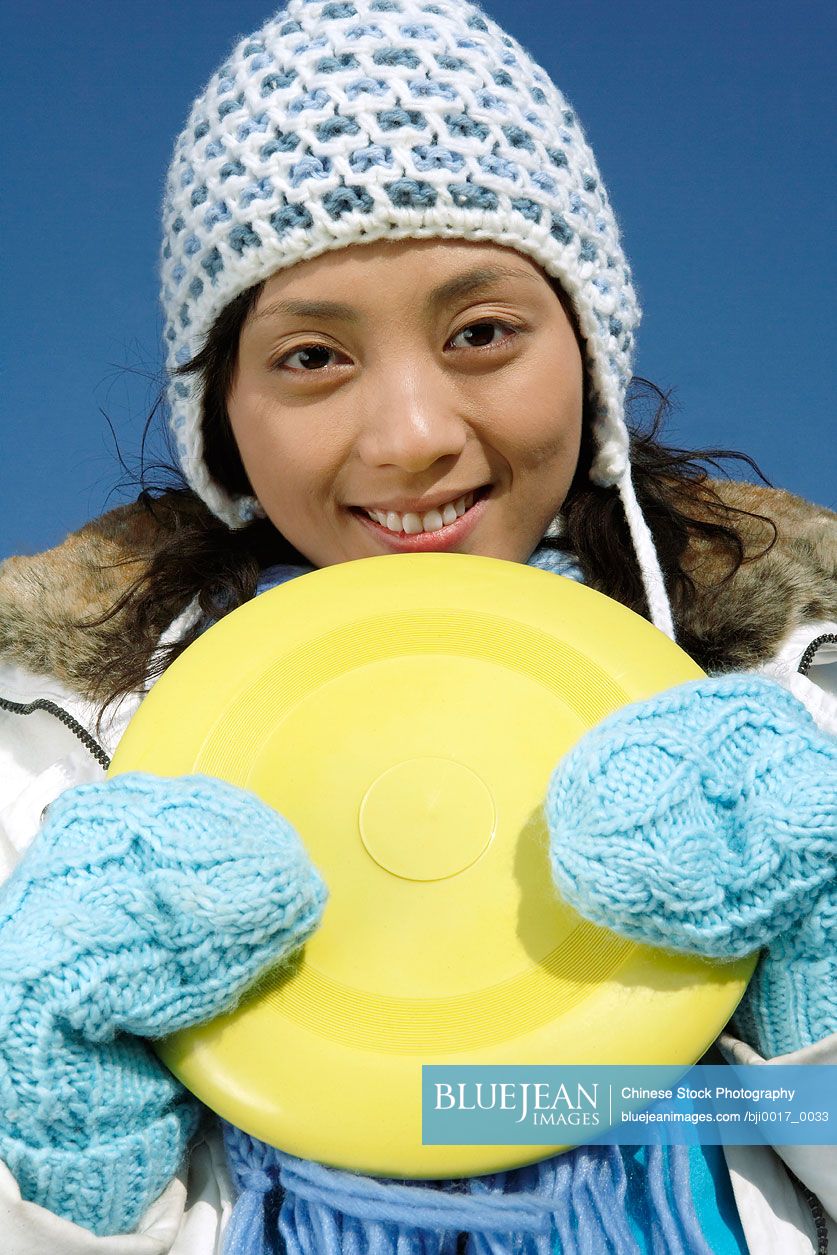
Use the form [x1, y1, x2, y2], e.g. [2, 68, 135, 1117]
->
[161, 0, 673, 634]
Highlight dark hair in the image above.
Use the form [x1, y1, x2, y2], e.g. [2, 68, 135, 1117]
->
[87, 277, 774, 719]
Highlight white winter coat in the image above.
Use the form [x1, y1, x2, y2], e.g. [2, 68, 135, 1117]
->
[1, 492, 836, 1253]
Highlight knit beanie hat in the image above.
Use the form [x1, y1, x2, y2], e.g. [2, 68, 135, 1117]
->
[160, 0, 673, 634]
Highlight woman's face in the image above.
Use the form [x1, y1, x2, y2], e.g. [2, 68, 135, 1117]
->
[227, 239, 584, 567]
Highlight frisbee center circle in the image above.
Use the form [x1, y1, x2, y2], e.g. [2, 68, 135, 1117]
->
[359, 757, 495, 881]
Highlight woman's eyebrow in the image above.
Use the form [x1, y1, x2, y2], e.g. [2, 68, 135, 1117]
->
[249, 265, 540, 328]
[427, 265, 542, 309]
[249, 298, 359, 326]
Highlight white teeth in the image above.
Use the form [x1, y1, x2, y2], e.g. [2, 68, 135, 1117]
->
[365, 490, 478, 534]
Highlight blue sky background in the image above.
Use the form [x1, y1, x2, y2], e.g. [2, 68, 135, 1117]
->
[3, 0, 834, 560]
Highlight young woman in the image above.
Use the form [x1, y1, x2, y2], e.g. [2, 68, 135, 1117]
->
[1, 1, 835, 1251]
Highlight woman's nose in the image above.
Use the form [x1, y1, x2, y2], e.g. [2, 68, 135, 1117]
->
[355, 364, 468, 472]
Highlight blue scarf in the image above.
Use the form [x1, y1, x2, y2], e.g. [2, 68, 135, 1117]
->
[220, 546, 746, 1255]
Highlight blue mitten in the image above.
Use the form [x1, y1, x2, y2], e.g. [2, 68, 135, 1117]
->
[0, 772, 327, 1236]
[546, 675, 836, 1058]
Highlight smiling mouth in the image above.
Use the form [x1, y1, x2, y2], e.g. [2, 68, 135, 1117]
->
[353, 487, 491, 536]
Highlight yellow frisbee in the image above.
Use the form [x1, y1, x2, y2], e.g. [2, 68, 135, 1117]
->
[109, 553, 755, 1177]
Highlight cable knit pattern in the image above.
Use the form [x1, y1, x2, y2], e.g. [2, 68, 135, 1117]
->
[0, 773, 328, 1235]
[160, 0, 640, 528]
[546, 675, 837, 1058]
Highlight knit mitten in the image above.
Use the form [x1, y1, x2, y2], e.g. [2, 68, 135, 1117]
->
[0, 772, 327, 1236]
[546, 675, 836, 1058]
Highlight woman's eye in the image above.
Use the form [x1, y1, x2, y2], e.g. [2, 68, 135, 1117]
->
[278, 344, 340, 371]
[449, 321, 515, 350]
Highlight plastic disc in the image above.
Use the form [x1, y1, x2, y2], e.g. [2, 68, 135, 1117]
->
[108, 553, 755, 1177]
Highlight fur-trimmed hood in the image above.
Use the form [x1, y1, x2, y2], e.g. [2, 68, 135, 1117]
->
[1, 480, 835, 703]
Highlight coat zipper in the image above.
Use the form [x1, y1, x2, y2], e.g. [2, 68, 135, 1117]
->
[798, 633, 837, 678]
[785, 1165, 829, 1254]
[0, 694, 111, 770]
